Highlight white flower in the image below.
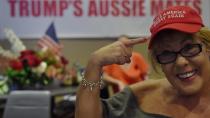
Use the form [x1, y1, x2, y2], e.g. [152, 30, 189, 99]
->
[32, 62, 47, 74]
[4, 28, 26, 56]
[0, 46, 16, 59]
[41, 47, 48, 52]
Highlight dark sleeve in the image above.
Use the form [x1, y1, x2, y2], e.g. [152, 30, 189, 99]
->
[101, 87, 139, 118]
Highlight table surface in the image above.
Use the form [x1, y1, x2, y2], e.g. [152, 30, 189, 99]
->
[0, 85, 79, 118]
[0, 85, 78, 100]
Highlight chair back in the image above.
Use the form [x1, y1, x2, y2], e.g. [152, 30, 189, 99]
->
[3, 90, 51, 118]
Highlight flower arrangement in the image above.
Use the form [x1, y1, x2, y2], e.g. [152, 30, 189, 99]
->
[6, 48, 69, 90]
[1, 28, 70, 90]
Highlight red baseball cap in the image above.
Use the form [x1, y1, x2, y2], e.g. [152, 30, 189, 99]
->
[149, 6, 204, 49]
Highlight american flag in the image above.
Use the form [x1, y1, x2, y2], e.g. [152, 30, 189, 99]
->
[37, 22, 62, 55]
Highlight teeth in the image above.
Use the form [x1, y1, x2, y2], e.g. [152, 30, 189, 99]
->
[177, 71, 195, 79]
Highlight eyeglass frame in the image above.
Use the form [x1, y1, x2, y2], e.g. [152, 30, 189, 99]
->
[156, 43, 202, 64]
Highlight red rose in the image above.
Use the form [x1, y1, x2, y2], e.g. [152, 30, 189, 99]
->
[21, 55, 41, 67]
[10, 60, 23, 71]
[19, 50, 35, 59]
[60, 56, 69, 65]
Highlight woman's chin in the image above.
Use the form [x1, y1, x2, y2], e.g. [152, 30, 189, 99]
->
[178, 84, 203, 96]
[173, 76, 204, 96]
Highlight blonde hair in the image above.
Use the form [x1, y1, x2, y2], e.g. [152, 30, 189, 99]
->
[196, 27, 210, 51]
[149, 27, 210, 74]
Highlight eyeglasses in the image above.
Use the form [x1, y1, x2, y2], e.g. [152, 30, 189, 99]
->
[156, 44, 202, 64]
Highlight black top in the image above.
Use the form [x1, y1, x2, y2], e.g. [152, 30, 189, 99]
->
[102, 87, 171, 118]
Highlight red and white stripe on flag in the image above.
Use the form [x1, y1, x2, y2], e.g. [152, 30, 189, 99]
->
[37, 35, 62, 55]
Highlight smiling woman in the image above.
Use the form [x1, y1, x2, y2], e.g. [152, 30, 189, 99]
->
[75, 6, 210, 118]
[151, 29, 210, 96]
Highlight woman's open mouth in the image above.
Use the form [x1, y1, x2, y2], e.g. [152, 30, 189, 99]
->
[176, 69, 197, 81]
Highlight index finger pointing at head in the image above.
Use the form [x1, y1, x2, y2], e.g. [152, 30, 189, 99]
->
[125, 37, 149, 47]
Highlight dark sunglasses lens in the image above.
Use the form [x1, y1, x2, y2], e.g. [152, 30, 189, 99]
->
[181, 44, 202, 57]
[156, 44, 202, 64]
[157, 51, 176, 64]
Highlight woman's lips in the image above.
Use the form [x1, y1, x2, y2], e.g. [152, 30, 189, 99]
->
[176, 69, 197, 81]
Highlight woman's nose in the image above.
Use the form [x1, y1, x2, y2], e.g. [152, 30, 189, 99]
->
[175, 54, 189, 66]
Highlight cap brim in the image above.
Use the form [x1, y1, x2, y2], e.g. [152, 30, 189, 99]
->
[148, 23, 202, 49]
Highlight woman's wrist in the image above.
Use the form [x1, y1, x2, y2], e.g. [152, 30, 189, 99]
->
[89, 52, 106, 68]
[81, 74, 104, 91]
[83, 53, 104, 82]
